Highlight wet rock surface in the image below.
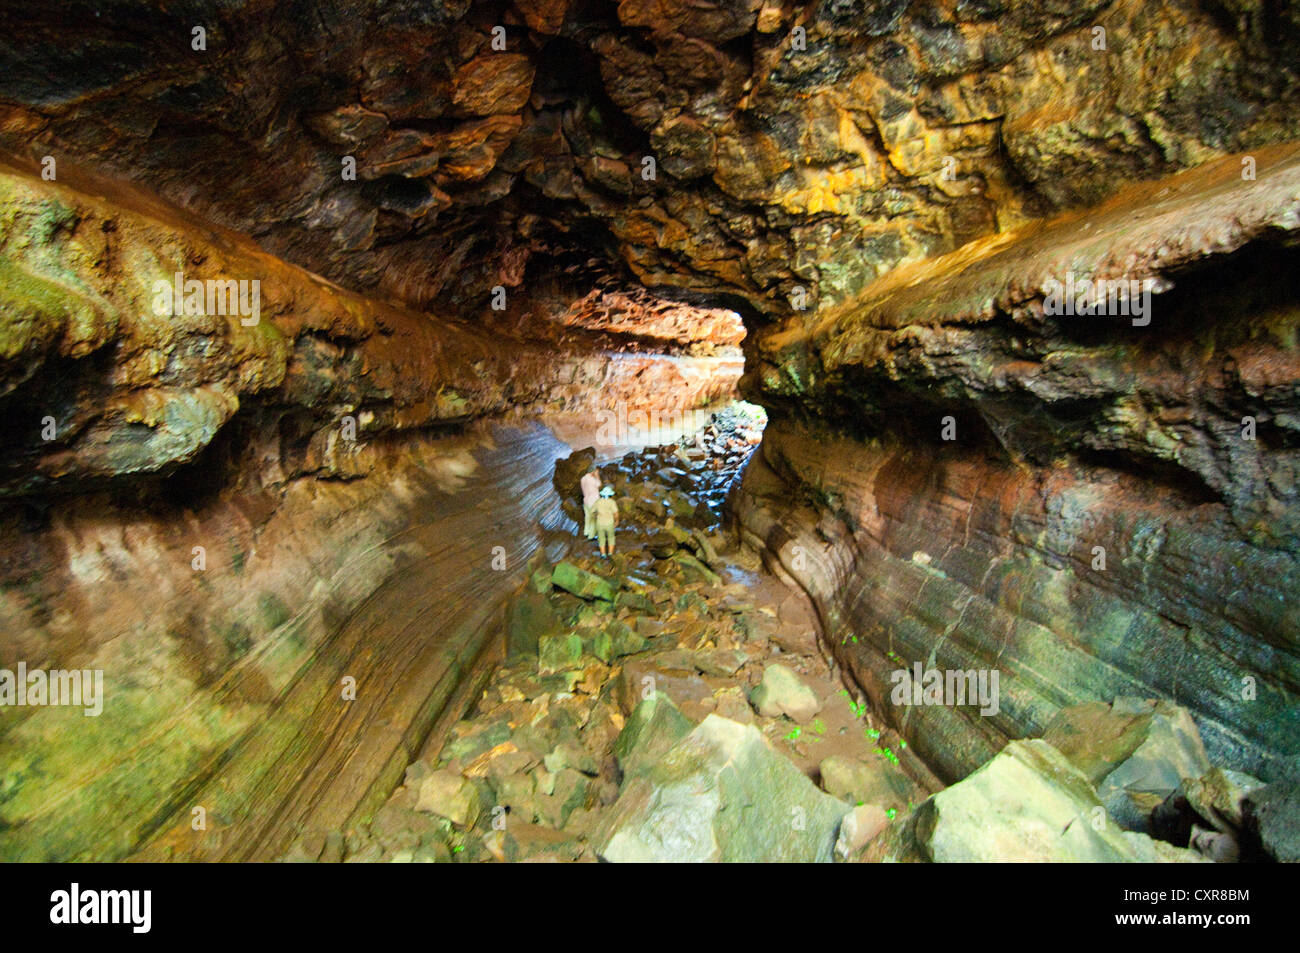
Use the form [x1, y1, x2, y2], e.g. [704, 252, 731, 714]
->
[0, 155, 741, 498]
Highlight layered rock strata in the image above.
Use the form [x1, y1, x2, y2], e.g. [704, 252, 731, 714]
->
[0, 157, 738, 861]
[737, 147, 1300, 784]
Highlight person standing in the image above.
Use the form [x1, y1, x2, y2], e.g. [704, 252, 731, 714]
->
[594, 484, 620, 557]
[579, 466, 602, 540]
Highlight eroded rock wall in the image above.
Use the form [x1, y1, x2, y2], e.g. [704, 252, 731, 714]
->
[0, 152, 739, 497]
[737, 147, 1300, 784]
[0, 157, 739, 861]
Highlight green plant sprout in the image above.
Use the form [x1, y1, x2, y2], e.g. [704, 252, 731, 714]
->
[785, 726, 802, 742]
[810, 717, 826, 735]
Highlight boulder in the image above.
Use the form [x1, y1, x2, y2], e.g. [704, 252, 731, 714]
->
[414, 769, 481, 828]
[1241, 781, 1300, 863]
[504, 588, 564, 658]
[598, 715, 845, 862]
[916, 740, 1206, 863]
[613, 691, 694, 784]
[819, 754, 913, 811]
[835, 804, 890, 859]
[482, 822, 585, 863]
[671, 551, 721, 587]
[1182, 767, 1264, 830]
[614, 657, 713, 718]
[551, 561, 616, 602]
[750, 663, 822, 723]
[535, 768, 597, 828]
[645, 531, 679, 558]
[614, 589, 658, 615]
[1043, 698, 1211, 832]
[591, 620, 650, 663]
[537, 632, 583, 673]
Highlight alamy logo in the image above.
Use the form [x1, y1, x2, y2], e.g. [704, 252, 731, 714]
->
[0, 662, 103, 716]
[890, 662, 1000, 716]
[151, 271, 261, 325]
[50, 883, 151, 933]
[595, 402, 712, 447]
[1043, 272, 1155, 326]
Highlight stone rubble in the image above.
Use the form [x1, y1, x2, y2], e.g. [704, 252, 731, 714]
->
[284, 405, 929, 862]
[276, 406, 1278, 864]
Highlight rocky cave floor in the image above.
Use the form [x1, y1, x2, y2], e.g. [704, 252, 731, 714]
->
[275, 408, 1278, 864]
[281, 405, 922, 863]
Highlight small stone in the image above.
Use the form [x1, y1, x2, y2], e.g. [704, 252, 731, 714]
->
[835, 804, 889, 859]
[750, 663, 822, 723]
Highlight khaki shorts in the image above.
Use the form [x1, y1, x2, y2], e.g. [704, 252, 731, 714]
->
[596, 526, 616, 548]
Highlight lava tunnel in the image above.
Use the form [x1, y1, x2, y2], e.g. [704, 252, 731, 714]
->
[0, 0, 1297, 896]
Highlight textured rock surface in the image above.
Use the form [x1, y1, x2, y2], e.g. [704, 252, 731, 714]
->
[0, 424, 572, 861]
[916, 739, 1206, 862]
[2, 0, 1299, 864]
[4, 1, 1299, 318]
[1046, 698, 1212, 832]
[0, 159, 738, 861]
[598, 714, 845, 862]
[737, 150, 1300, 783]
[0, 152, 741, 497]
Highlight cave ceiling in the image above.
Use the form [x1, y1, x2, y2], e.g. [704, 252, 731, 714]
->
[3, 0, 1299, 324]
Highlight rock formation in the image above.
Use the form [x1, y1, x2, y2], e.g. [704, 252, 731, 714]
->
[0, 0, 1297, 863]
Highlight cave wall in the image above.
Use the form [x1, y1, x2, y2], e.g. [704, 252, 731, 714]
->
[0, 155, 737, 861]
[3, 0, 1300, 858]
[736, 146, 1300, 783]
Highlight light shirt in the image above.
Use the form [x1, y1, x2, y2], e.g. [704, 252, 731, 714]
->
[593, 497, 619, 529]
[580, 472, 601, 506]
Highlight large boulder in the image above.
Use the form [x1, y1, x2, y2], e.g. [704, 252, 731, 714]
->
[1043, 698, 1211, 832]
[916, 740, 1206, 863]
[598, 715, 845, 862]
[550, 561, 616, 602]
[613, 691, 694, 784]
